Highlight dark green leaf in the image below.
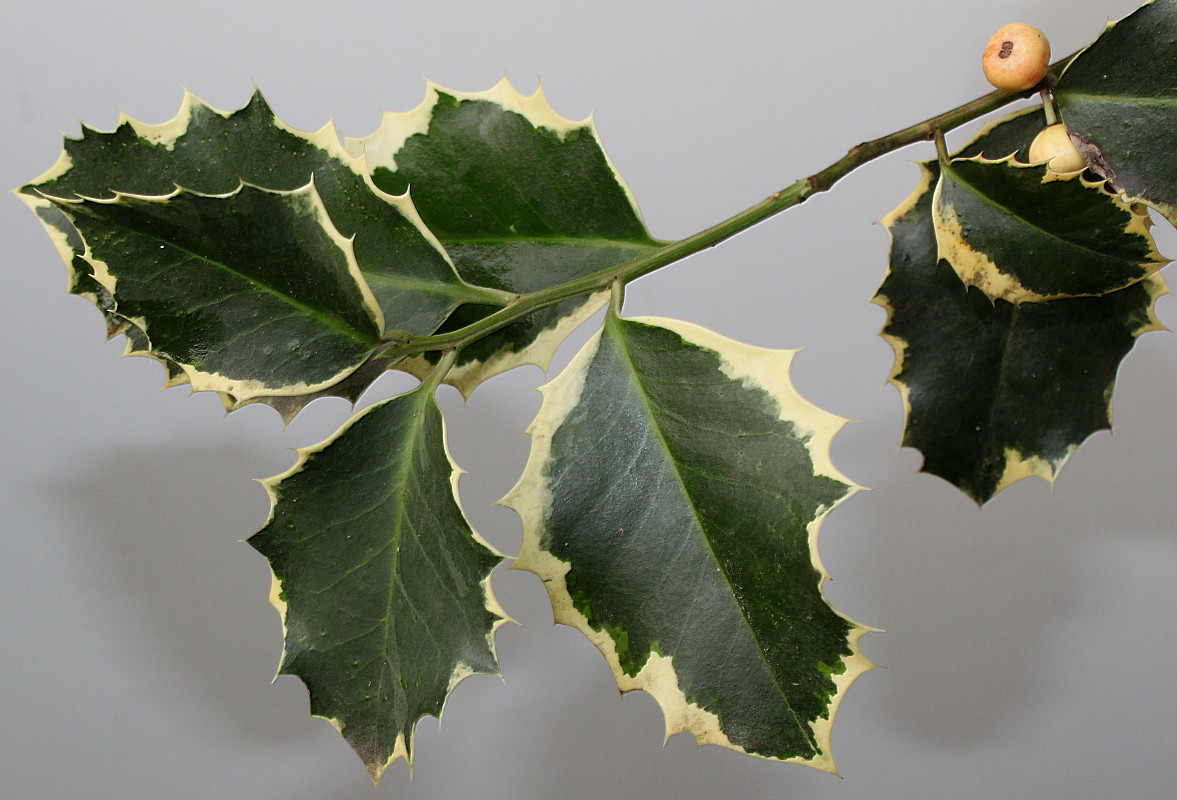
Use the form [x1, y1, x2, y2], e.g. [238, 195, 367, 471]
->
[249, 383, 505, 784]
[351, 80, 661, 394]
[22, 90, 490, 333]
[876, 163, 1167, 504]
[505, 312, 871, 770]
[1056, 0, 1177, 223]
[42, 183, 383, 400]
[935, 156, 1165, 303]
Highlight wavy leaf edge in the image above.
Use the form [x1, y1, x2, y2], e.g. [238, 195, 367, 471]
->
[933, 153, 1168, 304]
[348, 77, 654, 395]
[38, 180, 390, 401]
[874, 163, 1171, 502]
[252, 386, 510, 783]
[345, 76, 647, 224]
[502, 314, 875, 774]
[25, 88, 456, 260]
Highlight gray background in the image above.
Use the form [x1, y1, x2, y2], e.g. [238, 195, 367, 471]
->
[3, 0, 1176, 797]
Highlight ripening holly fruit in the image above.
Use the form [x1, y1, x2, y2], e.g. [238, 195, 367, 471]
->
[1029, 123, 1087, 173]
[982, 24, 1051, 91]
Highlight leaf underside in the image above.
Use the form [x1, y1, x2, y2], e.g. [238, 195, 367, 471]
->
[877, 160, 1166, 504]
[248, 385, 505, 784]
[1057, 0, 1177, 223]
[351, 79, 662, 395]
[506, 312, 872, 771]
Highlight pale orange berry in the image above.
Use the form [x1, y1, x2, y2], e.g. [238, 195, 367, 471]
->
[983, 23, 1050, 91]
[1029, 124, 1087, 173]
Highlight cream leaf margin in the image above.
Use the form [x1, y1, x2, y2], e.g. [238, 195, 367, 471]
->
[345, 76, 645, 219]
[18, 90, 495, 407]
[25, 88, 456, 277]
[346, 78, 649, 396]
[502, 313, 875, 774]
[874, 163, 1170, 502]
[933, 155, 1167, 304]
[253, 387, 509, 785]
[40, 181, 385, 402]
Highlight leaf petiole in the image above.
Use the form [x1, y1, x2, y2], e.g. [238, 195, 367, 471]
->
[421, 348, 460, 392]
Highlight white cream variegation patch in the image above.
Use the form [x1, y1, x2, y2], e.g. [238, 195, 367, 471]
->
[396, 289, 612, 398]
[351, 76, 647, 223]
[351, 77, 593, 165]
[875, 163, 1171, 502]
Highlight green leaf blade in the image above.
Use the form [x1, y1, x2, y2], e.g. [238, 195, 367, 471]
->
[24, 90, 475, 333]
[876, 162, 1167, 504]
[20, 90, 504, 415]
[935, 156, 1165, 303]
[249, 385, 505, 783]
[47, 183, 383, 399]
[1056, 0, 1177, 222]
[352, 80, 661, 394]
[506, 313, 871, 770]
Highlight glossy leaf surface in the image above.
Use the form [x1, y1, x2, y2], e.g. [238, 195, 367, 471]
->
[934, 156, 1164, 303]
[1057, 0, 1177, 223]
[351, 80, 661, 394]
[22, 90, 484, 331]
[249, 384, 505, 783]
[18, 91, 504, 413]
[36, 184, 384, 400]
[877, 163, 1166, 503]
[506, 312, 871, 770]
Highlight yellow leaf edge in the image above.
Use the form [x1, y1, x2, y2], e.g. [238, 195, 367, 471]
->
[933, 154, 1168, 305]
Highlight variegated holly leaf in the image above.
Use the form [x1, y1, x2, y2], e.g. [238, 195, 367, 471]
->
[21, 202, 182, 383]
[36, 183, 384, 401]
[1056, 0, 1177, 224]
[933, 154, 1166, 304]
[248, 382, 506, 784]
[876, 162, 1167, 504]
[349, 79, 662, 395]
[504, 312, 872, 771]
[22, 90, 497, 330]
[19, 90, 506, 414]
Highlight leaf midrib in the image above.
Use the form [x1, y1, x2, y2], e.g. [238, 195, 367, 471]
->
[606, 314, 819, 752]
[1057, 90, 1177, 106]
[979, 308, 1021, 501]
[944, 161, 1137, 269]
[374, 388, 433, 742]
[68, 198, 382, 347]
[437, 234, 662, 248]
